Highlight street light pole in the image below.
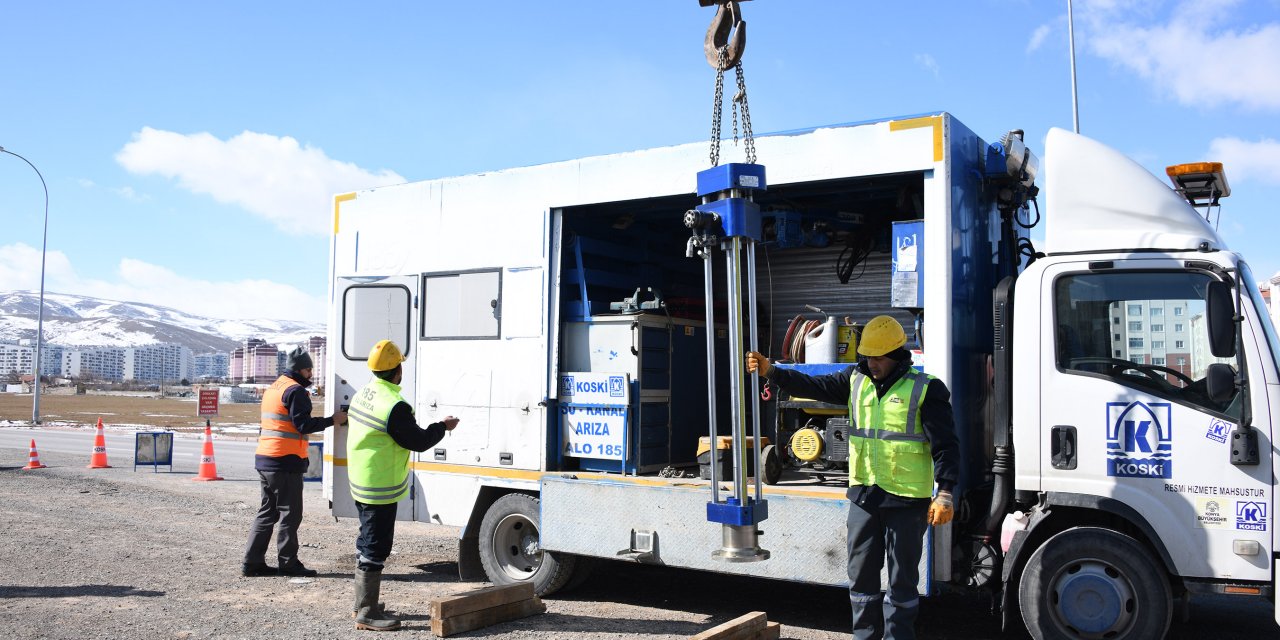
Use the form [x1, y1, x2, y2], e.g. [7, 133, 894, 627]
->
[1, 146, 51, 425]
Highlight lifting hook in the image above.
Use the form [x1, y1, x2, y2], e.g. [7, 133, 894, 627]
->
[700, 0, 747, 69]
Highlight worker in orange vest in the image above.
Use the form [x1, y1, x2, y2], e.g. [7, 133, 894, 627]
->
[242, 346, 347, 577]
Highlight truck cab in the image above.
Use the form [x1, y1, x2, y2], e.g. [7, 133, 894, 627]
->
[1001, 129, 1278, 637]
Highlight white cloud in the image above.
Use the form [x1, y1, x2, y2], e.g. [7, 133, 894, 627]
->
[0, 242, 323, 322]
[914, 53, 940, 78]
[115, 128, 406, 236]
[1082, 0, 1280, 110]
[1027, 23, 1053, 54]
[111, 185, 149, 201]
[77, 178, 95, 188]
[1208, 136, 1280, 185]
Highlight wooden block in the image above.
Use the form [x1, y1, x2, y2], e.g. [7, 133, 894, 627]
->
[691, 611, 767, 640]
[757, 621, 781, 640]
[429, 582, 535, 620]
[431, 596, 546, 637]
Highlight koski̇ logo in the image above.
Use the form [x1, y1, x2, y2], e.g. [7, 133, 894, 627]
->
[1106, 401, 1172, 479]
[1236, 501, 1267, 531]
[1205, 419, 1231, 444]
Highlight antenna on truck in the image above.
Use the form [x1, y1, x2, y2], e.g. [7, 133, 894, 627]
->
[1068, 0, 1081, 133]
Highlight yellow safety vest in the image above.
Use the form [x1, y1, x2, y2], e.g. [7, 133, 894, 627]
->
[847, 369, 934, 498]
[347, 378, 413, 505]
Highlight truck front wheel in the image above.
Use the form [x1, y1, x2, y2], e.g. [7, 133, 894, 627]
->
[1018, 527, 1171, 640]
[478, 493, 576, 596]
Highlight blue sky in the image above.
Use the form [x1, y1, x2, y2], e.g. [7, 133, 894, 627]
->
[2, 0, 1277, 323]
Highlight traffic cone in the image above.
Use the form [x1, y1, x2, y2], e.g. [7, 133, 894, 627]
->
[22, 439, 47, 469]
[87, 417, 112, 469]
[192, 423, 223, 481]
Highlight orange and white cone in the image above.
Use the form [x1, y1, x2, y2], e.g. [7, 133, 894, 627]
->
[22, 439, 47, 469]
[87, 417, 112, 469]
[192, 424, 223, 481]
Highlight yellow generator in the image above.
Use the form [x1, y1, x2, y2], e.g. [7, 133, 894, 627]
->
[766, 362, 854, 484]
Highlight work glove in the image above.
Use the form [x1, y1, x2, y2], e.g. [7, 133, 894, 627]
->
[927, 490, 954, 526]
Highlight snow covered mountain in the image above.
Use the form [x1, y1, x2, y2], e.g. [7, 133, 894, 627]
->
[0, 291, 324, 353]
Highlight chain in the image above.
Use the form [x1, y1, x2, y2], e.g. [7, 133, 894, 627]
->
[734, 61, 756, 164]
[709, 46, 727, 167]
[708, 46, 756, 166]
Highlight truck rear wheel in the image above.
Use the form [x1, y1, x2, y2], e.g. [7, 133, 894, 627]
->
[478, 493, 576, 596]
[1018, 527, 1171, 640]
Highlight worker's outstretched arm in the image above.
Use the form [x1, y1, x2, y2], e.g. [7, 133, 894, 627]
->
[386, 402, 460, 453]
[746, 350, 853, 405]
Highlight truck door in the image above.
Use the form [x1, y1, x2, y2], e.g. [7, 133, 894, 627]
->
[328, 276, 418, 522]
[1038, 261, 1273, 582]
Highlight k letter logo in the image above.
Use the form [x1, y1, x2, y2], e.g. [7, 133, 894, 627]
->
[1105, 401, 1172, 479]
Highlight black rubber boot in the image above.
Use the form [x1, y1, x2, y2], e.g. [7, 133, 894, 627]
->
[354, 569, 400, 631]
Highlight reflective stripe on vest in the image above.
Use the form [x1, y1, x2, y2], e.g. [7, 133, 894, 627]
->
[347, 378, 412, 505]
[847, 369, 935, 498]
[255, 375, 309, 458]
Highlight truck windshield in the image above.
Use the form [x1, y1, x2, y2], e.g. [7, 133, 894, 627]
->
[1054, 270, 1239, 418]
[1240, 262, 1280, 378]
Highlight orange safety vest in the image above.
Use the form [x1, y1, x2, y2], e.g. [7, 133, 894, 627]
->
[256, 375, 309, 458]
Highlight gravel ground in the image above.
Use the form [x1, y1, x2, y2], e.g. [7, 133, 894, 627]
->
[0, 447, 857, 640]
[2, 444, 1275, 639]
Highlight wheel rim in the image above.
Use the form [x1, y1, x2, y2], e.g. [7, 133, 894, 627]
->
[490, 512, 542, 581]
[1047, 558, 1137, 638]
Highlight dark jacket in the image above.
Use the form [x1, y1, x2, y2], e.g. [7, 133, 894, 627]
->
[765, 359, 960, 504]
[255, 370, 334, 473]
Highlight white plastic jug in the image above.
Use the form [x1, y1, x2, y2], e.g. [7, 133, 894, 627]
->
[804, 316, 838, 363]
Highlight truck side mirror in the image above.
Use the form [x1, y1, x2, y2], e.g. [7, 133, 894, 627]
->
[1206, 280, 1235, 358]
[1205, 363, 1235, 405]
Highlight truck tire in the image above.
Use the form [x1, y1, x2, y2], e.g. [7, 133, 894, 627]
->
[1018, 526, 1171, 640]
[478, 493, 576, 596]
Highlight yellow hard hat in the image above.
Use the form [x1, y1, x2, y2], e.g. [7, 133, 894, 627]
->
[367, 339, 406, 372]
[856, 315, 907, 357]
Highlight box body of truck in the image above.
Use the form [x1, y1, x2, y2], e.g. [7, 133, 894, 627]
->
[323, 113, 1280, 636]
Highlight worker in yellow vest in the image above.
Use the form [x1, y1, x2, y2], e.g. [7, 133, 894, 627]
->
[243, 346, 347, 577]
[748, 315, 959, 640]
[348, 339, 459, 631]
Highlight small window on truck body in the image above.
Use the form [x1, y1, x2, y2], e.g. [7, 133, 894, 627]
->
[422, 269, 501, 340]
[343, 285, 411, 360]
[1053, 270, 1240, 419]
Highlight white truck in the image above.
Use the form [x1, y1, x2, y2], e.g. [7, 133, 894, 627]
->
[322, 112, 1278, 638]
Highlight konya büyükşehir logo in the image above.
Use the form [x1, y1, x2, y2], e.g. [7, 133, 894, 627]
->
[1106, 401, 1172, 479]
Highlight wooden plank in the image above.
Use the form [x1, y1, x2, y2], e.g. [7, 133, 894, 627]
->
[429, 582, 535, 620]
[691, 612, 767, 640]
[431, 597, 546, 637]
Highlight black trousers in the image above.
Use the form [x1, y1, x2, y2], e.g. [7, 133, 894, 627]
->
[355, 501, 399, 572]
[846, 486, 931, 640]
[244, 470, 304, 566]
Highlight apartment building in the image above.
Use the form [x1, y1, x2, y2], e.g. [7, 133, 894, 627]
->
[122, 343, 193, 383]
[0, 344, 33, 378]
[193, 352, 230, 380]
[229, 339, 280, 384]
